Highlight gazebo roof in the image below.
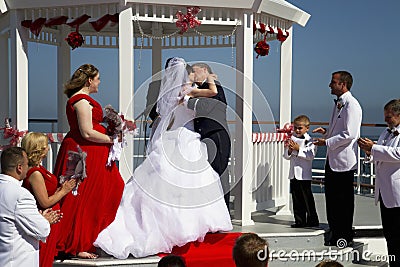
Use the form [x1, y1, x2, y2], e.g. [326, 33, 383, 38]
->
[1, 0, 310, 26]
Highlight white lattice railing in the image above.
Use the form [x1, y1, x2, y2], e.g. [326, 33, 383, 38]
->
[250, 133, 290, 212]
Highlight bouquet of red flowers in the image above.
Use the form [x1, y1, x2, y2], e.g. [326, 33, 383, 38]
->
[103, 105, 138, 165]
[65, 31, 84, 50]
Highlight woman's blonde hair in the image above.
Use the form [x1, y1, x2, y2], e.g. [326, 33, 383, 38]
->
[21, 132, 49, 166]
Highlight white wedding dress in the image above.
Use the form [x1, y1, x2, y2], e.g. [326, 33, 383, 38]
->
[94, 104, 233, 259]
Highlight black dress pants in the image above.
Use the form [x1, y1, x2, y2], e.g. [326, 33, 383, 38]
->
[324, 161, 355, 243]
[201, 130, 231, 209]
[380, 197, 400, 267]
[290, 178, 319, 226]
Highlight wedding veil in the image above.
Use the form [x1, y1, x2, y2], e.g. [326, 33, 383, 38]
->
[149, 57, 189, 150]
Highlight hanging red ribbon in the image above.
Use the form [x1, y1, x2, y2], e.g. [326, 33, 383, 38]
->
[44, 16, 68, 27]
[21, 17, 46, 36]
[277, 28, 289, 42]
[175, 6, 201, 34]
[66, 14, 91, 28]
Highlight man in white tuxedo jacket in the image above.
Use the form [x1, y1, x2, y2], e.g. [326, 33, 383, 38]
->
[358, 99, 400, 267]
[313, 71, 362, 247]
[0, 147, 58, 267]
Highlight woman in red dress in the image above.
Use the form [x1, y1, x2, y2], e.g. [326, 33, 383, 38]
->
[53, 64, 125, 259]
[22, 132, 76, 267]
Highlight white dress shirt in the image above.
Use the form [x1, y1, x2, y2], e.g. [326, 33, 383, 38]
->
[0, 174, 50, 267]
[283, 133, 317, 180]
[325, 91, 363, 172]
[369, 125, 400, 208]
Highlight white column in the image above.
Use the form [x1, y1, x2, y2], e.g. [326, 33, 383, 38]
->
[151, 22, 162, 80]
[57, 25, 71, 133]
[9, 9, 28, 130]
[232, 11, 254, 226]
[0, 33, 9, 120]
[276, 26, 293, 215]
[118, 7, 134, 181]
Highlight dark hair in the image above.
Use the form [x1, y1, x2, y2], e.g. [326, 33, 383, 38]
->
[64, 64, 99, 98]
[165, 58, 174, 69]
[192, 62, 213, 74]
[384, 99, 400, 115]
[158, 255, 186, 267]
[1, 146, 26, 173]
[186, 64, 193, 75]
[233, 233, 269, 267]
[332, 71, 353, 90]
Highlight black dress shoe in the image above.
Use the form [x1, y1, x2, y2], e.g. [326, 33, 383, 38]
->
[291, 223, 306, 228]
[306, 222, 319, 227]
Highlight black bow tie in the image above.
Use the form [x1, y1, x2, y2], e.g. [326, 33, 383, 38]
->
[387, 128, 400, 136]
[334, 98, 342, 104]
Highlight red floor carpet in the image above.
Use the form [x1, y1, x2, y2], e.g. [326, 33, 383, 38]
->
[160, 232, 242, 267]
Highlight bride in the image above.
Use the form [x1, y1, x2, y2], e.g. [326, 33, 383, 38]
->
[94, 57, 233, 259]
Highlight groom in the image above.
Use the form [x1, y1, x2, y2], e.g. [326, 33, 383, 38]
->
[183, 62, 231, 209]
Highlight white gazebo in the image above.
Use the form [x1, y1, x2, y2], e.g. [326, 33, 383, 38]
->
[0, 0, 310, 225]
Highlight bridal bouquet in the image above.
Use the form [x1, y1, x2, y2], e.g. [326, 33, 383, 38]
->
[103, 105, 138, 166]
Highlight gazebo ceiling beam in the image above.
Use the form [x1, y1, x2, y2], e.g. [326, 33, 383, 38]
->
[0, 11, 9, 34]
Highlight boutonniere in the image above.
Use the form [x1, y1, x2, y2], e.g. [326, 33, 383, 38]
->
[393, 130, 399, 136]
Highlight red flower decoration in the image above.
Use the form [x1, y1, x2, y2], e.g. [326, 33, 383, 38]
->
[175, 6, 201, 34]
[65, 31, 84, 50]
[254, 40, 270, 58]
[276, 123, 294, 143]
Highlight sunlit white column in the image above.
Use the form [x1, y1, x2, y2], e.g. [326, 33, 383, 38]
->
[233, 11, 255, 226]
[0, 32, 9, 120]
[277, 26, 293, 215]
[57, 25, 71, 133]
[9, 9, 28, 130]
[118, 6, 134, 181]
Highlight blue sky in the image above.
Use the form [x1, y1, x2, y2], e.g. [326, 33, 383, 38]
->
[27, 0, 400, 135]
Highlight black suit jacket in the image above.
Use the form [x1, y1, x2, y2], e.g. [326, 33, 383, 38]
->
[187, 81, 229, 138]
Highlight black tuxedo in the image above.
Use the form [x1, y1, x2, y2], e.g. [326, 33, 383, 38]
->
[187, 81, 231, 208]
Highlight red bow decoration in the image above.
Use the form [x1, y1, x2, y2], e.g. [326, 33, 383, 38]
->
[65, 31, 84, 50]
[258, 23, 266, 34]
[21, 17, 46, 37]
[0, 118, 28, 150]
[276, 123, 294, 143]
[277, 28, 289, 42]
[175, 6, 201, 34]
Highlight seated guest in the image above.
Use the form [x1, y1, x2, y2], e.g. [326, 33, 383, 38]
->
[158, 255, 186, 267]
[0, 147, 61, 267]
[233, 233, 269, 267]
[21, 132, 76, 267]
